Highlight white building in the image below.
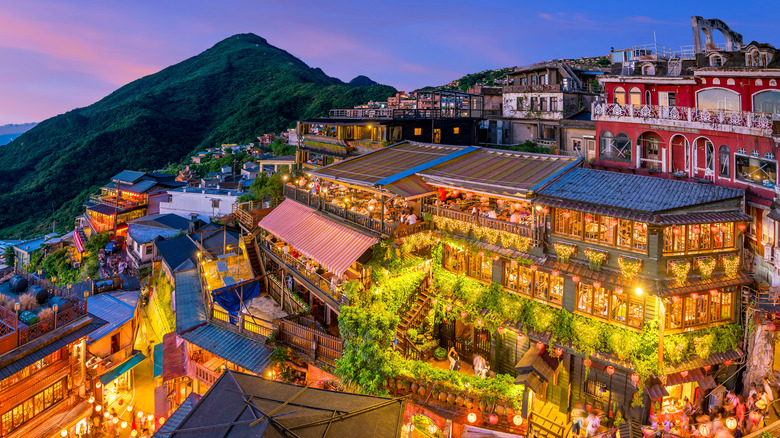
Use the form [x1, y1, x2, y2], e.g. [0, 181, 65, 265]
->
[158, 187, 241, 222]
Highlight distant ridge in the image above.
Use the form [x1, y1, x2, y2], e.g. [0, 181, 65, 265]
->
[0, 33, 396, 237]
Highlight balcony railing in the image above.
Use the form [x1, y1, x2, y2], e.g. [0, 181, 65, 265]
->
[191, 360, 220, 386]
[503, 83, 603, 94]
[301, 135, 353, 157]
[283, 185, 397, 236]
[89, 194, 145, 210]
[209, 303, 276, 342]
[593, 103, 776, 134]
[278, 316, 343, 366]
[326, 108, 485, 120]
[329, 108, 394, 119]
[423, 204, 538, 243]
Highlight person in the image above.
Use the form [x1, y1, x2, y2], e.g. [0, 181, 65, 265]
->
[510, 210, 523, 223]
[487, 208, 497, 219]
[571, 403, 586, 437]
[473, 354, 487, 379]
[447, 347, 460, 371]
[736, 394, 746, 425]
[406, 212, 418, 225]
[748, 382, 758, 400]
[471, 205, 479, 216]
[763, 377, 775, 402]
[584, 410, 600, 437]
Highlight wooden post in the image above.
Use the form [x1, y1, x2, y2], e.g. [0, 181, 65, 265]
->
[658, 297, 665, 374]
[380, 195, 386, 235]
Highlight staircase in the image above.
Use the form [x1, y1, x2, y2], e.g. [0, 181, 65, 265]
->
[243, 233, 265, 279]
[75, 226, 87, 253]
[395, 273, 433, 359]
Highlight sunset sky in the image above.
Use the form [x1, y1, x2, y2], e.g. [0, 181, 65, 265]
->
[2, 0, 779, 124]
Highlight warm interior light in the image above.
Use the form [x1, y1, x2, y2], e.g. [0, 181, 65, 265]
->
[635, 287, 643, 296]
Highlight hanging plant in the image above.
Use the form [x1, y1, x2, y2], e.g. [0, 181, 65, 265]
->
[669, 260, 691, 284]
[554, 242, 576, 263]
[697, 257, 716, 280]
[693, 333, 714, 359]
[584, 249, 607, 271]
[618, 256, 642, 280]
[722, 254, 739, 278]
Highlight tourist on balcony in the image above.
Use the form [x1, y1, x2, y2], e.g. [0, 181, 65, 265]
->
[406, 211, 418, 225]
[487, 208, 497, 219]
[447, 347, 460, 371]
[509, 210, 523, 223]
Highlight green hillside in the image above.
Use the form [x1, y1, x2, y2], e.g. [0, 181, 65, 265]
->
[0, 33, 395, 238]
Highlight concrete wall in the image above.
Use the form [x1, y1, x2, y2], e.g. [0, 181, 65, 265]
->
[159, 191, 238, 222]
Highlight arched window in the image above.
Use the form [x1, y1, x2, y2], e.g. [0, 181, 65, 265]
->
[645, 91, 651, 106]
[600, 131, 632, 162]
[642, 64, 655, 76]
[629, 87, 642, 106]
[718, 145, 730, 177]
[709, 55, 723, 67]
[753, 90, 780, 114]
[614, 87, 626, 105]
[705, 141, 715, 171]
[697, 88, 741, 111]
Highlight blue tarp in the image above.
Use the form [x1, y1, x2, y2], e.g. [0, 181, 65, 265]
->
[153, 343, 163, 379]
[211, 279, 262, 322]
[100, 351, 147, 386]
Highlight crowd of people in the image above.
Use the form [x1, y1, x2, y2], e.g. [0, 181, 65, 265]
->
[436, 187, 534, 225]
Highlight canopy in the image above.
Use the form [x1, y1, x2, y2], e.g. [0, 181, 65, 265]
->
[259, 199, 377, 276]
[384, 175, 436, 200]
[100, 351, 146, 386]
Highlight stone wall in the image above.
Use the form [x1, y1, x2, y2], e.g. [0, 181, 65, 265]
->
[743, 322, 775, 395]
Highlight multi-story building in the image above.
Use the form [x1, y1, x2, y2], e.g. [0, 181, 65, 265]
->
[0, 268, 99, 438]
[158, 187, 242, 223]
[81, 170, 185, 235]
[591, 17, 780, 288]
[501, 61, 604, 150]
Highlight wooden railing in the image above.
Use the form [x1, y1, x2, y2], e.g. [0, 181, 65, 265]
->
[191, 360, 220, 386]
[393, 221, 431, 238]
[268, 277, 308, 314]
[278, 316, 343, 366]
[423, 204, 538, 243]
[89, 194, 144, 210]
[398, 335, 424, 361]
[209, 304, 276, 342]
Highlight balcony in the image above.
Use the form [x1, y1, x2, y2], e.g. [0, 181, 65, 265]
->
[301, 135, 353, 157]
[89, 194, 145, 210]
[503, 83, 602, 94]
[422, 204, 540, 248]
[327, 108, 485, 120]
[208, 304, 276, 343]
[592, 103, 776, 137]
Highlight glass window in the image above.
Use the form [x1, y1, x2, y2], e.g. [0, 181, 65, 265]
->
[578, 284, 643, 327]
[719, 146, 730, 177]
[549, 276, 563, 304]
[467, 252, 492, 282]
[414, 128, 422, 136]
[532, 76, 538, 85]
[697, 88, 741, 111]
[735, 153, 777, 187]
[553, 209, 582, 237]
[577, 283, 594, 314]
[663, 223, 735, 254]
[633, 223, 648, 251]
[503, 262, 532, 296]
[540, 98, 547, 111]
[551, 97, 558, 111]
[684, 294, 709, 327]
[629, 87, 642, 106]
[517, 97, 524, 110]
[453, 127, 460, 134]
[530, 98, 537, 110]
[753, 90, 780, 114]
[614, 87, 626, 105]
[599, 132, 632, 162]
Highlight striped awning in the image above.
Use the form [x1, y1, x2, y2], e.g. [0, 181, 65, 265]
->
[259, 199, 378, 276]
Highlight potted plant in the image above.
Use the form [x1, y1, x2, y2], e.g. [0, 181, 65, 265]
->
[433, 347, 447, 361]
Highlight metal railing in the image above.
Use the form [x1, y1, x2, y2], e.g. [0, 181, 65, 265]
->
[593, 103, 776, 133]
[89, 194, 145, 210]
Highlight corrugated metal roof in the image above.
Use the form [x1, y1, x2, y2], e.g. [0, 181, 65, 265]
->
[107, 179, 158, 194]
[384, 175, 436, 200]
[87, 203, 122, 216]
[419, 149, 581, 199]
[180, 324, 272, 374]
[111, 170, 147, 184]
[311, 142, 465, 185]
[537, 168, 744, 214]
[0, 316, 107, 380]
[174, 270, 207, 332]
[154, 393, 200, 438]
[156, 235, 199, 276]
[664, 348, 743, 374]
[86, 292, 138, 343]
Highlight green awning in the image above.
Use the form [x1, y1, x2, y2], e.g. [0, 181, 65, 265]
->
[153, 343, 163, 379]
[100, 352, 146, 386]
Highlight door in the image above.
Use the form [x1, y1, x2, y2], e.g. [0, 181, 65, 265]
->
[110, 333, 120, 355]
[671, 136, 689, 173]
[433, 129, 441, 144]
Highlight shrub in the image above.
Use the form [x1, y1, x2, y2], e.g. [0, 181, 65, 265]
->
[433, 347, 447, 360]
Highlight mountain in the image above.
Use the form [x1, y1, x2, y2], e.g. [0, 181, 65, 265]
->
[0, 123, 37, 146]
[348, 75, 378, 87]
[0, 33, 396, 238]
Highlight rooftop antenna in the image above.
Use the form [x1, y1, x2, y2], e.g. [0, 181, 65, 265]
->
[654, 31, 658, 54]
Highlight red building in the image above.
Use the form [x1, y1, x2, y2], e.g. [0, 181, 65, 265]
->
[592, 17, 780, 282]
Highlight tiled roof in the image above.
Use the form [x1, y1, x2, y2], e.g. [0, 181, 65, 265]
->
[537, 168, 744, 214]
[111, 170, 147, 184]
[664, 348, 744, 374]
[180, 324, 272, 375]
[657, 271, 753, 297]
[156, 235, 199, 275]
[154, 393, 200, 438]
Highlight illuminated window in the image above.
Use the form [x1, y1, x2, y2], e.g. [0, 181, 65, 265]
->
[502, 263, 563, 305]
[577, 284, 644, 328]
[414, 128, 422, 136]
[614, 87, 626, 105]
[453, 127, 460, 134]
[664, 289, 734, 330]
[663, 223, 736, 254]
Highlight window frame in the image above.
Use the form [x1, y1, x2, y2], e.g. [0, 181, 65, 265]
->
[576, 283, 644, 329]
[734, 152, 777, 188]
[664, 288, 734, 331]
[662, 223, 736, 255]
[501, 261, 563, 306]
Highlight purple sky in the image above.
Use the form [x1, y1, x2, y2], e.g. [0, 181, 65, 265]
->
[2, 1, 779, 124]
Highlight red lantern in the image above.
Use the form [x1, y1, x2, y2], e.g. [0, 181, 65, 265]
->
[710, 224, 719, 232]
[659, 375, 667, 383]
[725, 417, 737, 430]
[530, 264, 538, 271]
[720, 224, 729, 232]
[672, 227, 681, 235]
[691, 293, 699, 300]
[767, 321, 776, 332]
[536, 341, 545, 351]
[630, 373, 640, 384]
[493, 254, 500, 261]
[698, 424, 711, 436]
[480, 333, 487, 341]
[738, 222, 747, 232]
[635, 222, 644, 231]
[563, 211, 572, 219]
[614, 286, 623, 295]
[552, 270, 560, 277]
[709, 289, 719, 296]
[541, 207, 549, 214]
[478, 251, 485, 257]
[516, 332, 524, 341]
[749, 410, 761, 424]
[572, 275, 581, 283]
[497, 326, 505, 335]
[583, 358, 592, 367]
[584, 214, 593, 223]
[512, 415, 523, 426]
[606, 366, 615, 376]
[724, 360, 732, 367]
[476, 318, 483, 326]
[672, 295, 680, 303]
[489, 414, 499, 425]
[461, 310, 468, 319]
[680, 370, 689, 378]
[693, 225, 701, 235]
[467, 412, 477, 424]
[554, 347, 563, 357]
[609, 218, 618, 227]
[593, 281, 601, 289]
[703, 365, 712, 372]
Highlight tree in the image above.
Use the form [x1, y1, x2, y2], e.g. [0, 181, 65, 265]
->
[270, 139, 296, 157]
[3, 245, 15, 267]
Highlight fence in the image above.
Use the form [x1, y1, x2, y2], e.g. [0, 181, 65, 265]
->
[278, 316, 343, 366]
[422, 204, 538, 242]
[209, 304, 276, 342]
[593, 103, 775, 133]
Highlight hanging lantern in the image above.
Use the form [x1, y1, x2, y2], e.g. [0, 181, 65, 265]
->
[541, 207, 550, 214]
[672, 295, 680, 303]
[95, 405, 102, 412]
[680, 370, 689, 378]
[428, 424, 438, 434]
[552, 270, 560, 277]
[691, 293, 699, 300]
[103, 412, 110, 419]
[738, 222, 748, 232]
[159, 417, 166, 425]
[460, 310, 468, 319]
[593, 281, 601, 289]
[584, 214, 593, 223]
[516, 332, 524, 341]
[478, 251, 485, 257]
[693, 225, 701, 235]
[131, 432, 138, 438]
[467, 412, 477, 424]
[583, 358, 592, 367]
[609, 218, 618, 227]
[767, 321, 776, 332]
[61, 430, 68, 437]
[530, 264, 538, 271]
[606, 366, 615, 376]
[709, 289, 719, 296]
[631, 373, 640, 384]
[554, 347, 563, 357]
[112, 418, 119, 425]
[635, 222, 644, 231]
[572, 275, 581, 283]
[614, 286, 623, 295]
[721, 224, 729, 232]
[514, 203, 522, 210]
[672, 227, 681, 235]
[710, 224, 719, 232]
[563, 211, 572, 219]
[466, 191, 474, 199]
[138, 411, 144, 419]
[512, 415, 523, 426]
[536, 341, 545, 351]
[749, 411, 761, 424]
[446, 304, 452, 312]
[493, 254, 500, 261]
[431, 298, 438, 305]
[497, 326, 505, 335]
[88, 397, 94, 404]
[659, 375, 667, 383]
[476, 318, 483, 326]
[121, 421, 128, 429]
[724, 360, 732, 366]
[489, 414, 499, 424]
[703, 365, 712, 372]
[698, 424, 710, 436]
[725, 417, 738, 430]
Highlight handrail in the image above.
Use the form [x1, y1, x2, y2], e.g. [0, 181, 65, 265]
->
[593, 103, 776, 132]
[423, 204, 538, 243]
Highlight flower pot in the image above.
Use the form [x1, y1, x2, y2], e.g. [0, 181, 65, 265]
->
[447, 393, 457, 404]
[418, 386, 426, 396]
[411, 383, 419, 393]
[465, 398, 474, 409]
[505, 407, 514, 416]
[456, 395, 465, 406]
[396, 380, 404, 390]
[495, 405, 505, 415]
[439, 392, 448, 402]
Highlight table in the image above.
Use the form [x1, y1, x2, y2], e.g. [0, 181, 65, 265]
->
[222, 276, 236, 287]
[216, 261, 228, 273]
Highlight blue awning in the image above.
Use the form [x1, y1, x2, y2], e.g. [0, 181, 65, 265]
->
[100, 351, 147, 386]
[153, 343, 163, 379]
